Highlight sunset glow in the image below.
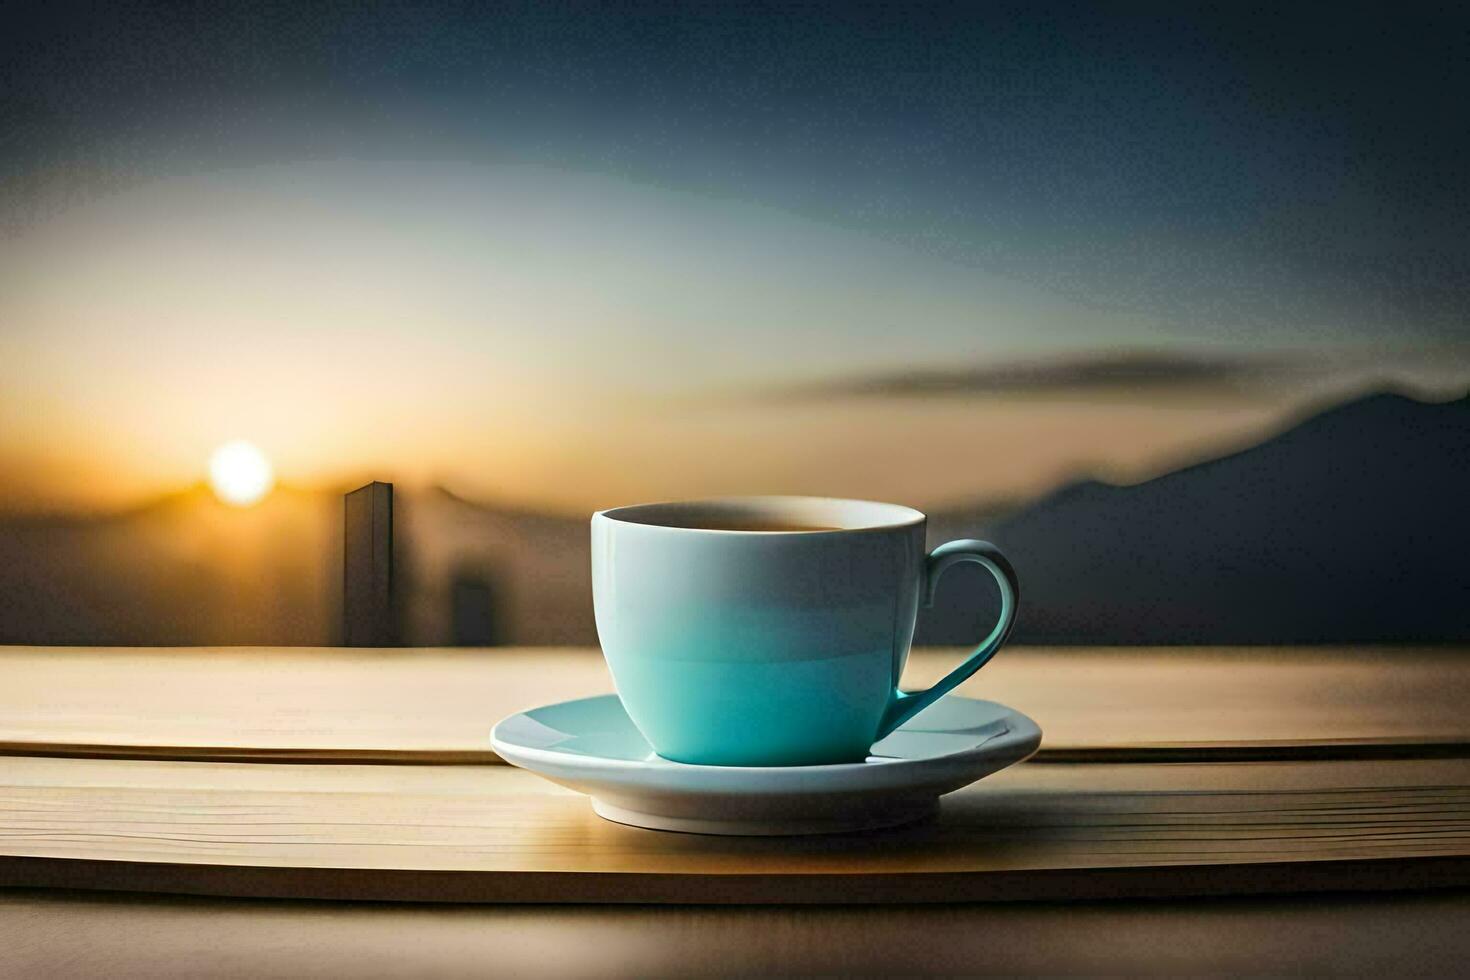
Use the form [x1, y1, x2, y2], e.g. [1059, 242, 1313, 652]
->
[208, 441, 274, 507]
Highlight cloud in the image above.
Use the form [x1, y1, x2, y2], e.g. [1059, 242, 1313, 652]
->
[769, 349, 1304, 399]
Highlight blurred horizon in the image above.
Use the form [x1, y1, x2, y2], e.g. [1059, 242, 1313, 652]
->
[3, 386, 1466, 648]
[2, 363, 1467, 519]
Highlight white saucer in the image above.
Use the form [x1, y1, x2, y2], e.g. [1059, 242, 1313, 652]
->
[491, 694, 1041, 835]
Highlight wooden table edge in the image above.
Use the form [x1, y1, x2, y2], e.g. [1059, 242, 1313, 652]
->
[5, 854, 1470, 905]
[5, 738, 1470, 766]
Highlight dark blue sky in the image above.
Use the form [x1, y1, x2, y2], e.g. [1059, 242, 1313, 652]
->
[4, 1, 1469, 343]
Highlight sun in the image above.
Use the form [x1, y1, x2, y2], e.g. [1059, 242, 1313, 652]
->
[208, 440, 275, 507]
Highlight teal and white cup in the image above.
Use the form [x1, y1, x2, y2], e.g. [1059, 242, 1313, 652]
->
[591, 496, 1019, 766]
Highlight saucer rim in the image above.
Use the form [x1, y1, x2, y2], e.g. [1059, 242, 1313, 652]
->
[490, 691, 1042, 774]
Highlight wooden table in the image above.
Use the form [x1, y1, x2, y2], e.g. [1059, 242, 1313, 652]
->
[7, 889, 1470, 977]
[5, 645, 1468, 763]
[3, 645, 1469, 974]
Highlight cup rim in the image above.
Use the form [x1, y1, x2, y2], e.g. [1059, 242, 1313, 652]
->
[593, 495, 925, 535]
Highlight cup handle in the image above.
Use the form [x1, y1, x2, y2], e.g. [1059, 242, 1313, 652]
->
[877, 539, 1020, 739]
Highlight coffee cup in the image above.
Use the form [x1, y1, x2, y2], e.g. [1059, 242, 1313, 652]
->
[591, 496, 1019, 766]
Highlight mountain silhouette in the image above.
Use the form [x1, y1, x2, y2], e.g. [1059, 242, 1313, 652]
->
[917, 390, 1470, 645]
[0, 390, 1463, 647]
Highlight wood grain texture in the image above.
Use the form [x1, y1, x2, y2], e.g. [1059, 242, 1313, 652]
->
[1, 646, 1468, 765]
[9, 889, 1470, 978]
[3, 756, 1468, 903]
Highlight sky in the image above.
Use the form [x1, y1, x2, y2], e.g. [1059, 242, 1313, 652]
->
[2, 2, 1467, 514]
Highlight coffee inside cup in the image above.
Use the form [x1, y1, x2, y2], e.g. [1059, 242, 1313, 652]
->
[671, 519, 843, 532]
[601, 496, 924, 535]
